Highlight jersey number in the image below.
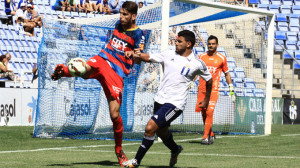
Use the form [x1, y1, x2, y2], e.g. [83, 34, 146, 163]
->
[181, 67, 190, 77]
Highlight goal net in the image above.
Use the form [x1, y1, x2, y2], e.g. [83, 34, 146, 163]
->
[33, 0, 274, 140]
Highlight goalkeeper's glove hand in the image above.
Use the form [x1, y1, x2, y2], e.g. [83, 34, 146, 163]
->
[51, 64, 65, 81]
[229, 84, 236, 103]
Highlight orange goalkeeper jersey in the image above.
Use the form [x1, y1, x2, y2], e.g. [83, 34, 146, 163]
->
[198, 52, 229, 92]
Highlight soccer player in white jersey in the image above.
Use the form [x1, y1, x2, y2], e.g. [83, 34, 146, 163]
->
[122, 30, 213, 168]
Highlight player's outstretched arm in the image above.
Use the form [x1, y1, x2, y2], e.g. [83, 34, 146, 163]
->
[132, 49, 151, 63]
[51, 64, 71, 80]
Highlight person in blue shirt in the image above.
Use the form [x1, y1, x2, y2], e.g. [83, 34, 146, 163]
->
[108, 0, 121, 14]
[4, 0, 16, 16]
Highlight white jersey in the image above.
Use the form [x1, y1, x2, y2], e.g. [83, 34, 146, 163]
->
[149, 50, 212, 110]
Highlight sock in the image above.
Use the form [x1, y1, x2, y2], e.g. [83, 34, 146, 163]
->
[203, 108, 213, 139]
[134, 135, 155, 164]
[162, 132, 178, 153]
[113, 116, 123, 153]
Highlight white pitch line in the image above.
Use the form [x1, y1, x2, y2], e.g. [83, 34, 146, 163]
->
[281, 134, 300, 137]
[0, 135, 269, 154]
[60, 149, 300, 159]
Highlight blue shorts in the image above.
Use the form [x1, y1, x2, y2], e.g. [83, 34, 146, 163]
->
[151, 102, 183, 128]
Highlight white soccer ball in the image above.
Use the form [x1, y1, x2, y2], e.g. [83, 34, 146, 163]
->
[68, 58, 87, 77]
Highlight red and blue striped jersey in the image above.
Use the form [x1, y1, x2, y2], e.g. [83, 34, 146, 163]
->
[99, 21, 145, 78]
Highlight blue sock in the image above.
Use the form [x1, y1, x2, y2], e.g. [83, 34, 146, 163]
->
[162, 132, 178, 153]
[134, 135, 155, 164]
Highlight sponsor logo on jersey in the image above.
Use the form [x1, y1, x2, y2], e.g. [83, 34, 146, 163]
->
[207, 66, 217, 74]
[111, 37, 128, 52]
[89, 58, 96, 63]
[112, 85, 122, 94]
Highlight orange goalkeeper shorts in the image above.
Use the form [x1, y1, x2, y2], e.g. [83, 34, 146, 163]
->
[195, 91, 219, 113]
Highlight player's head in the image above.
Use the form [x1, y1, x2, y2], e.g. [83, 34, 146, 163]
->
[207, 35, 219, 52]
[175, 30, 195, 55]
[120, 1, 138, 28]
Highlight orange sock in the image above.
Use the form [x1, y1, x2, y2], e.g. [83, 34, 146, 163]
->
[202, 108, 214, 139]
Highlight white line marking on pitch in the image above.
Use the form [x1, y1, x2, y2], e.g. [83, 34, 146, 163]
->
[60, 149, 300, 159]
[281, 134, 300, 136]
[0, 135, 267, 154]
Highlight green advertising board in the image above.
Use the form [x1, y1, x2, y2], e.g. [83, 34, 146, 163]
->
[236, 97, 283, 134]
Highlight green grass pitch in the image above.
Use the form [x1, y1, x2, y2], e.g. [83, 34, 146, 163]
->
[0, 125, 299, 168]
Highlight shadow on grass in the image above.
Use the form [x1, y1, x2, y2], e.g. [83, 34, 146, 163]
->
[47, 160, 118, 167]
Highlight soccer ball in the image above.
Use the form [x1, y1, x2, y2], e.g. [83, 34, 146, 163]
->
[68, 57, 87, 77]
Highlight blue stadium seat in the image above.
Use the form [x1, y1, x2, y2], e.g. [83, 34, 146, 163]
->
[260, 0, 270, 4]
[227, 57, 237, 70]
[282, 0, 293, 5]
[277, 22, 289, 31]
[274, 40, 284, 52]
[275, 31, 287, 40]
[289, 25, 300, 32]
[287, 31, 298, 41]
[258, 4, 269, 10]
[269, 4, 280, 13]
[280, 5, 291, 14]
[283, 49, 294, 59]
[253, 89, 265, 97]
[285, 40, 297, 50]
[235, 67, 246, 79]
[249, 0, 259, 4]
[289, 14, 300, 25]
[229, 71, 237, 78]
[292, 5, 300, 14]
[295, 50, 300, 59]
[244, 88, 255, 97]
[233, 77, 244, 88]
[235, 88, 244, 96]
[295, 0, 300, 5]
[244, 78, 256, 89]
[276, 13, 288, 22]
[271, 0, 282, 5]
[194, 46, 205, 54]
[294, 60, 300, 69]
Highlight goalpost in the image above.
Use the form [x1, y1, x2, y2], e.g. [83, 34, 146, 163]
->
[33, 0, 275, 140]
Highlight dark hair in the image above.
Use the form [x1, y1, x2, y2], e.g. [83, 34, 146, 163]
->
[139, 2, 143, 5]
[178, 30, 195, 48]
[207, 35, 218, 44]
[0, 55, 6, 62]
[122, 1, 138, 15]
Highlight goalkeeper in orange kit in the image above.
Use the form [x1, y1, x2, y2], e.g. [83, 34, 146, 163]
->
[195, 35, 235, 145]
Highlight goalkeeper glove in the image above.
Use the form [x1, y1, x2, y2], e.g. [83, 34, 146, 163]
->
[229, 84, 236, 103]
[51, 64, 65, 81]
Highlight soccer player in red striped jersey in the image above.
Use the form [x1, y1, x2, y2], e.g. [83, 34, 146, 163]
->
[51, 1, 144, 166]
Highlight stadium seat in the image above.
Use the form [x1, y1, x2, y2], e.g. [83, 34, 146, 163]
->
[292, 5, 300, 14]
[235, 88, 244, 96]
[269, 4, 280, 13]
[244, 88, 255, 97]
[283, 49, 294, 59]
[229, 71, 237, 78]
[280, 5, 291, 14]
[282, 0, 293, 5]
[271, 0, 282, 5]
[249, 0, 259, 4]
[294, 60, 300, 69]
[275, 31, 287, 40]
[235, 67, 246, 79]
[294, 50, 300, 59]
[295, 0, 300, 5]
[253, 88, 265, 97]
[274, 40, 284, 52]
[260, 0, 270, 4]
[285, 40, 297, 50]
[276, 13, 288, 22]
[233, 77, 244, 88]
[194, 46, 205, 54]
[289, 14, 300, 25]
[277, 22, 289, 31]
[258, 4, 269, 10]
[287, 31, 298, 41]
[244, 79, 256, 89]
